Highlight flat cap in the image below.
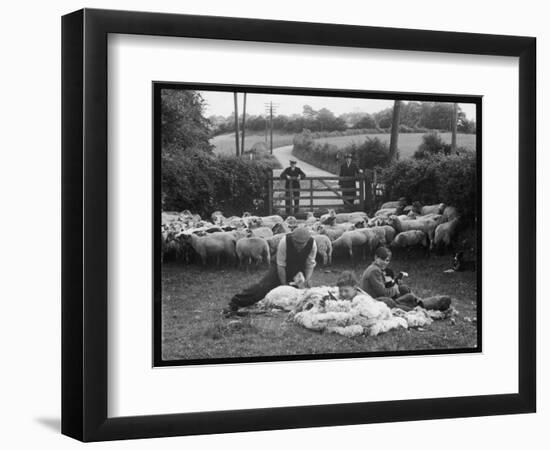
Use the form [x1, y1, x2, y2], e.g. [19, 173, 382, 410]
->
[291, 227, 311, 244]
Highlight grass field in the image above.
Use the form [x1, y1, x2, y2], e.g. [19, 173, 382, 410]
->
[211, 132, 296, 155]
[161, 254, 478, 362]
[314, 132, 476, 159]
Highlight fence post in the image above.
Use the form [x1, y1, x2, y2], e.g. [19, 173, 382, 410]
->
[268, 176, 273, 215]
[359, 177, 365, 211]
[310, 179, 313, 212]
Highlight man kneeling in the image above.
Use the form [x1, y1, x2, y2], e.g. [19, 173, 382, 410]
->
[223, 227, 317, 317]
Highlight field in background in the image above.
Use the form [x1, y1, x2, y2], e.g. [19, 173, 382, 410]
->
[211, 132, 296, 155]
[314, 132, 476, 159]
[161, 255, 478, 361]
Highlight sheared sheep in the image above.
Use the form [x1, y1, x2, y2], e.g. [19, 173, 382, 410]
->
[433, 217, 460, 251]
[236, 237, 270, 267]
[312, 234, 333, 265]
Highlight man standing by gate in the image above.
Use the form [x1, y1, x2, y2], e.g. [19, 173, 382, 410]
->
[339, 153, 363, 209]
[280, 159, 306, 215]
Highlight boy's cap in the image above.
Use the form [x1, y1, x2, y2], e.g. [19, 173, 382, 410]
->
[289, 159, 297, 164]
[291, 227, 311, 244]
[345, 153, 352, 158]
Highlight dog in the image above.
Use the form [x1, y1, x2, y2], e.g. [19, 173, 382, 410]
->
[444, 251, 476, 273]
[383, 267, 408, 288]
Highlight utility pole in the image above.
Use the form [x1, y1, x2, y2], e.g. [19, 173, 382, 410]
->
[264, 102, 278, 154]
[241, 92, 247, 154]
[451, 102, 458, 154]
[233, 92, 240, 156]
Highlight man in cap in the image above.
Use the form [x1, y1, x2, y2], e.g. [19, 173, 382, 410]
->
[338, 153, 363, 209]
[280, 159, 306, 215]
[223, 227, 317, 317]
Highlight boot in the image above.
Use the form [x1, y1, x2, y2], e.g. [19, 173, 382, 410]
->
[418, 295, 452, 311]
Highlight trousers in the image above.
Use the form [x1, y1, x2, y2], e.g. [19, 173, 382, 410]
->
[376, 284, 418, 310]
[230, 265, 282, 308]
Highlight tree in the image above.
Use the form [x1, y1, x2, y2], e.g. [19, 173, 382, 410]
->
[353, 114, 377, 129]
[161, 90, 213, 154]
[160, 89, 212, 152]
[389, 100, 401, 161]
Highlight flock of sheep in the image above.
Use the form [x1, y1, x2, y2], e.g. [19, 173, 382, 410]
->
[161, 199, 461, 268]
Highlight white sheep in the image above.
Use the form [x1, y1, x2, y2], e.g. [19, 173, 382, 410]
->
[332, 230, 370, 260]
[390, 230, 429, 249]
[184, 232, 236, 266]
[433, 217, 460, 251]
[249, 226, 274, 239]
[236, 237, 270, 267]
[388, 214, 446, 246]
[312, 234, 333, 265]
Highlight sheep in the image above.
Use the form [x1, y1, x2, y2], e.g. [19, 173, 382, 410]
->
[304, 212, 318, 226]
[236, 237, 270, 267]
[332, 230, 373, 261]
[272, 221, 291, 235]
[211, 210, 225, 224]
[420, 203, 446, 215]
[374, 207, 399, 218]
[316, 223, 353, 241]
[433, 217, 460, 251]
[259, 214, 284, 229]
[266, 233, 287, 258]
[334, 211, 368, 224]
[388, 214, 446, 247]
[380, 198, 407, 210]
[365, 225, 395, 245]
[184, 232, 236, 266]
[354, 228, 383, 254]
[312, 234, 333, 265]
[442, 206, 459, 221]
[391, 230, 429, 248]
[250, 226, 274, 239]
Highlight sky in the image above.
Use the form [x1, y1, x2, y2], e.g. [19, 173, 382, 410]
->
[199, 90, 477, 121]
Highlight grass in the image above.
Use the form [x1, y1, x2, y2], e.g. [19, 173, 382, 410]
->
[314, 132, 476, 159]
[161, 253, 478, 362]
[211, 132, 296, 155]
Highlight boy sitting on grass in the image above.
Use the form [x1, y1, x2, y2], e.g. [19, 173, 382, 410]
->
[336, 270, 361, 301]
[360, 246, 419, 310]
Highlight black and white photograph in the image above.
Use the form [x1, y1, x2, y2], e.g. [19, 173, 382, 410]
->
[155, 84, 481, 365]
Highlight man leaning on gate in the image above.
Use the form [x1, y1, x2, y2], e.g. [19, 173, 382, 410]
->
[280, 159, 306, 215]
[339, 153, 363, 209]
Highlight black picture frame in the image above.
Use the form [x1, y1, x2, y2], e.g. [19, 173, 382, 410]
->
[62, 8, 536, 442]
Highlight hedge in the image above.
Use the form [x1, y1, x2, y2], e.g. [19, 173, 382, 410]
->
[162, 150, 274, 217]
[381, 151, 478, 220]
[292, 131, 392, 174]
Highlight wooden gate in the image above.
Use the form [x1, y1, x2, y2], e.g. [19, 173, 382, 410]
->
[268, 175, 373, 217]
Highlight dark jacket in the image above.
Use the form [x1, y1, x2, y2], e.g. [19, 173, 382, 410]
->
[339, 161, 360, 188]
[280, 166, 306, 189]
[360, 263, 399, 298]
